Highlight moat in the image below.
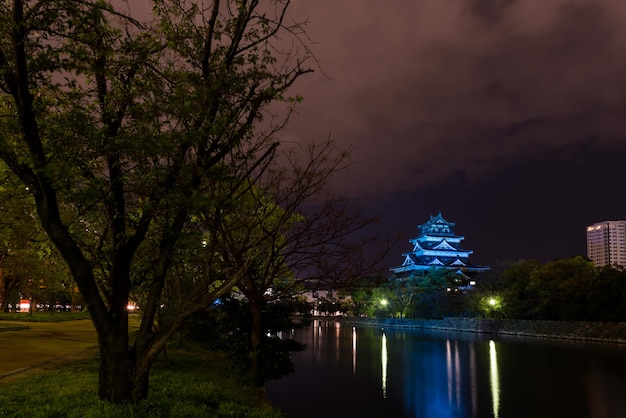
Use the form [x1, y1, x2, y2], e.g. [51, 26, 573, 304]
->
[266, 319, 626, 418]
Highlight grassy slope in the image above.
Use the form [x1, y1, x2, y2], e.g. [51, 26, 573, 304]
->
[0, 312, 91, 331]
[0, 315, 282, 418]
[0, 312, 92, 322]
[0, 347, 281, 418]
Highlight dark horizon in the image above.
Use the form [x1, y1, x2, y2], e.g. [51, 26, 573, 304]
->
[375, 145, 626, 271]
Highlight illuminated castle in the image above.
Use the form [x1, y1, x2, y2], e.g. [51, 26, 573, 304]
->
[390, 212, 489, 277]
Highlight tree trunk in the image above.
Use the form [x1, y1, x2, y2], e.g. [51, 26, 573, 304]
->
[248, 297, 264, 386]
[130, 331, 159, 402]
[131, 367, 150, 402]
[0, 279, 7, 313]
[97, 313, 132, 402]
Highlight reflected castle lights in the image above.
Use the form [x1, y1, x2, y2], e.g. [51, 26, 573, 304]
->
[490, 340, 500, 418]
[446, 340, 462, 408]
[352, 327, 357, 377]
[381, 331, 388, 398]
[335, 322, 340, 363]
[268, 322, 626, 418]
[328, 322, 389, 397]
[303, 321, 501, 416]
[311, 320, 342, 361]
[443, 337, 500, 417]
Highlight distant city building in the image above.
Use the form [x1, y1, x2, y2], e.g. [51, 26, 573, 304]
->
[390, 212, 489, 278]
[586, 220, 626, 268]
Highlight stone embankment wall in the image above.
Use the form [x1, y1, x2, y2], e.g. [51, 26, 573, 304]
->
[338, 317, 626, 344]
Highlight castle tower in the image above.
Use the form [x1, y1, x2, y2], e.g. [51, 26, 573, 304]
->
[390, 212, 489, 277]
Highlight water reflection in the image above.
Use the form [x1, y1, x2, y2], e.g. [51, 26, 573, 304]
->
[335, 322, 340, 363]
[352, 326, 357, 376]
[381, 331, 388, 398]
[266, 320, 626, 418]
[489, 340, 500, 418]
[446, 339, 462, 409]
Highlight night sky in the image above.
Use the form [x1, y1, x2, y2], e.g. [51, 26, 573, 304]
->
[119, 1, 626, 271]
[280, 0, 626, 270]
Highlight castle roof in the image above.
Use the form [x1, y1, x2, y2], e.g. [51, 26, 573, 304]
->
[417, 211, 457, 237]
[390, 212, 489, 276]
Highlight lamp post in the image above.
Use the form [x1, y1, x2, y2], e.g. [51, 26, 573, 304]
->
[380, 299, 389, 318]
[483, 296, 502, 319]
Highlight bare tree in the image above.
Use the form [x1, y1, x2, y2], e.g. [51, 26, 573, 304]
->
[212, 139, 389, 385]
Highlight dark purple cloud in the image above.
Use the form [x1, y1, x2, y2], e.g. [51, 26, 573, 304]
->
[118, 1, 626, 267]
[285, 0, 626, 194]
[283, 0, 626, 267]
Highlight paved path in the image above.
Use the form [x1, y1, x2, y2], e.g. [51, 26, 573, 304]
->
[0, 320, 98, 379]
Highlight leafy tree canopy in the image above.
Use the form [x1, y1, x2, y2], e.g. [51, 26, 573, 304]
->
[0, 0, 313, 403]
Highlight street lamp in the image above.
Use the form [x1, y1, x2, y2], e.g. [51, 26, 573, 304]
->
[483, 295, 502, 319]
[378, 299, 390, 318]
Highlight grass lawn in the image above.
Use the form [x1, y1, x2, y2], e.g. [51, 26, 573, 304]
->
[0, 345, 282, 418]
[0, 322, 28, 331]
[0, 311, 92, 322]
[0, 315, 282, 417]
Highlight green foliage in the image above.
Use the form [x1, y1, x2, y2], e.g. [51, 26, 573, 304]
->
[400, 270, 465, 319]
[478, 295, 505, 318]
[527, 256, 596, 320]
[495, 259, 540, 319]
[354, 257, 626, 322]
[408, 271, 447, 319]
[474, 257, 626, 321]
[344, 288, 375, 317]
[587, 267, 626, 322]
[0, 0, 316, 402]
[183, 298, 306, 386]
[356, 269, 472, 319]
[0, 169, 73, 313]
[370, 286, 394, 317]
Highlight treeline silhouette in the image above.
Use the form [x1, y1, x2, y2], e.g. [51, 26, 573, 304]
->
[337, 256, 626, 322]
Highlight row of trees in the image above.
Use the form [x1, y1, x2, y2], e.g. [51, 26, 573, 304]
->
[178, 254, 626, 388]
[315, 256, 626, 323]
[0, 172, 79, 312]
[489, 256, 626, 322]
[340, 269, 474, 319]
[162, 256, 626, 387]
[0, 0, 384, 403]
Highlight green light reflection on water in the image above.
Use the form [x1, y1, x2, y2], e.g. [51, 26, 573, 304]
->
[382, 332, 388, 398]
[490, 340, 500, 418]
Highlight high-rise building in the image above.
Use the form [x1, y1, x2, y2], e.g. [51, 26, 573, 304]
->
[586, 220, 626, 268]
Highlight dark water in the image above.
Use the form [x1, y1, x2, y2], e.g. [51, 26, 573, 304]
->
[265, 319, 626, 418]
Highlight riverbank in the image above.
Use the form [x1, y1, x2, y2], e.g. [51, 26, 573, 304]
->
[337, 317, 626, 344]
